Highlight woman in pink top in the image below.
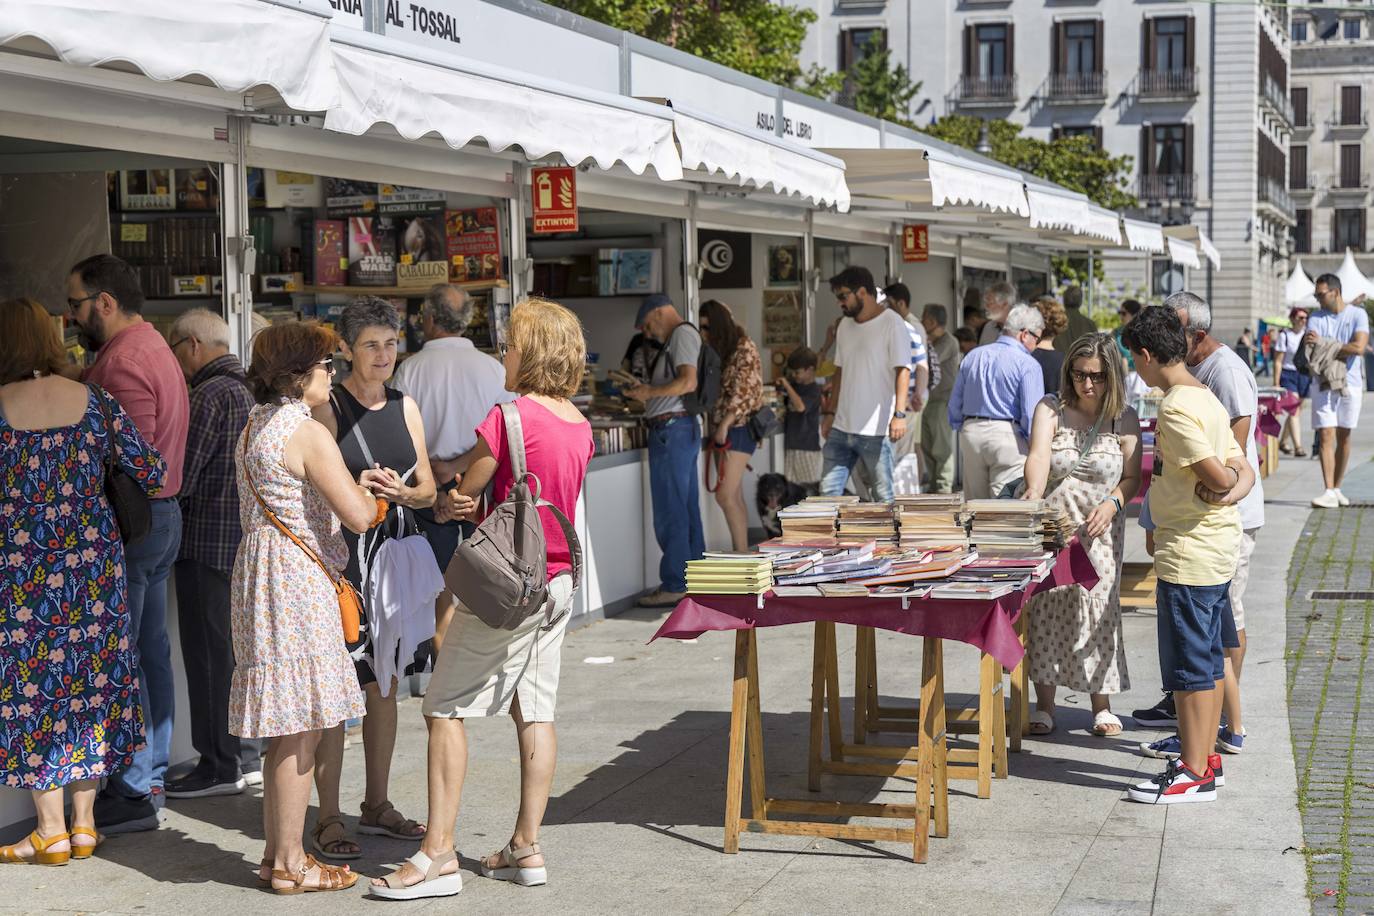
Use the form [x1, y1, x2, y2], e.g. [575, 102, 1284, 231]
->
[371, 297, 593, 901]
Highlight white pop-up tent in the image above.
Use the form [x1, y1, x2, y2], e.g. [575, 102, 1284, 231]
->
[1285, 257, 1317, 308]
[1335, 248, 1374, 304]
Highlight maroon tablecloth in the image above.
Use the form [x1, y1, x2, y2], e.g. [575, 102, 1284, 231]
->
[650, 540, 1101, 670]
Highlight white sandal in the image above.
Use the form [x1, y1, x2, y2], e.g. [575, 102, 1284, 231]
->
[480, 842, 547, 887]
[369, 849, 462, 901]
[1092, 709, 1124, 736]
[1028, 709, 1055, 736]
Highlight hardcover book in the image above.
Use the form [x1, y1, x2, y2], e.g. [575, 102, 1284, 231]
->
[444, 208, 502, 282]
[347, 216, 397, 286]
[312, 220, 347, 287]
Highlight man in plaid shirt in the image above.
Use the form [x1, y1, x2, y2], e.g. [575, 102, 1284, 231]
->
[163, 309, 261, 799]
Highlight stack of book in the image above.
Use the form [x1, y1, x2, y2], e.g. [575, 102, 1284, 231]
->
[685, 553, 774, 595]
[894, 493, 969, 551]
[777, 497, 847, 541]
[1041, 503, 1076, 549]
[965, 499, 1048, 559]
[773, 541, 889, 586]
[837, 502, 898, 544]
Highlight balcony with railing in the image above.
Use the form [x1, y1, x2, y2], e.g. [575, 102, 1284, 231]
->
[1046, 71, 1107, 101]
[1326, 111, 1369, 133]
[1259, 176, 1297, 220]
[1138, 68, 1199, 99]
[954, 73, 1018, 106]
[1328, 171, 1371, 196]
[1137, 172, 1197, 204]
[1260, 74, 1294, 127]
[1290, 172, 1318, 195]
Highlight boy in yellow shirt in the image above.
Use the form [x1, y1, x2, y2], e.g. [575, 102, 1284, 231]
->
[1121, 306, 1255, 804]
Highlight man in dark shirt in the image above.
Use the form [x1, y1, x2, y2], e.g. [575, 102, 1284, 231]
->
[779, 346, 823, 489]
[1054, 284, 1099, 353]
[163, 309, 260, 798]
[920, 304, 962, 493]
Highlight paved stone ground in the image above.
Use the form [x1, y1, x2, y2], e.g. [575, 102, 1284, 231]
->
[4, 423, 1366, 915]
[1288, 456, 1374, 916]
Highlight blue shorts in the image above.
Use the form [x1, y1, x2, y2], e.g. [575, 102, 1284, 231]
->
[1280, 367, 1311, 399]
[725, 425, 756, 455]
[1156, 579, 1230, 691]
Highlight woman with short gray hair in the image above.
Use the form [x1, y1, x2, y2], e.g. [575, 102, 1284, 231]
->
[307, 296, 439, 860]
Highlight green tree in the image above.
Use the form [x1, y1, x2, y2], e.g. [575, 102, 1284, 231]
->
[546, 0, 823, 89]
[843, 35, 922, 127]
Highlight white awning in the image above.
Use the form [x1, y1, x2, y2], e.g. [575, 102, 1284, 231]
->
[325, 39, 683, 179]
[1025, 182, 1090, 233]
[1122, 218, 1166, 254]
[1164, 225, 1221, 270]
[924, 149, 1030, 217]
[0, 0, 339, 111]
[1166, 237, 1200, 269]
[1083, 206, 1124, 245]
[672, 109, 849, 211]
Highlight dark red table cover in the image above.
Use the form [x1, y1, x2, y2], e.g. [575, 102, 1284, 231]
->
[650, 540, 1101, 670]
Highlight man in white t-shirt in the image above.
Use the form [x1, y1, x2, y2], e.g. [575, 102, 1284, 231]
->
[819, 266, 911, 501]
[1306, 274, 1370, 508]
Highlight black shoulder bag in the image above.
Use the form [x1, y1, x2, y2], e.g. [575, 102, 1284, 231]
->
[92, 386, 152, 545]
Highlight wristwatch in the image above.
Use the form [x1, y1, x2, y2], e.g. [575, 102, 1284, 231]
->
[893, 410, 907, 419]
[1108, 495, 1123, 514]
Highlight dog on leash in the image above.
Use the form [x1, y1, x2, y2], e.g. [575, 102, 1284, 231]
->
[756, 472, 810, 539]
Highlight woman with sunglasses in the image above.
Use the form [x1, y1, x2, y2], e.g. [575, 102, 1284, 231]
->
[231, 322, 385, 895]
[1272, 306, 1311, 457]
[1020, 333, 1142, 738]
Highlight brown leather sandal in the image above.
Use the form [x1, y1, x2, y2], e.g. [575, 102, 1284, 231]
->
[270, 855, 358, 895]
[69, 826, 102, 860]
[359, 800, 426, 840]
[310, 814, 360, 860]
[0, 830, 71, 866]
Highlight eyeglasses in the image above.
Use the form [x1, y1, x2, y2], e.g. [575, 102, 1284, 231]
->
[1071, 369, 1109, 385]
[835, 289, 855, 302]
[169, 336, 192, 352]
[317, 357, 336, 376]
[498, 342, 519, 359]
[67, 292, 101, 313]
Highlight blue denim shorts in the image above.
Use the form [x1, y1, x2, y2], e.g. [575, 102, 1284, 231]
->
[725, 425, 756, 455]
[1156, 579, 1230, 691]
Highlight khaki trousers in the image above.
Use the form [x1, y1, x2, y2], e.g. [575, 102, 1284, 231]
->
[920, 397, 955, 493]
[958, 419, 1027, 500]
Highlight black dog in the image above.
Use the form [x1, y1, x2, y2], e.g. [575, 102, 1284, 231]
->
[756, 472, 810, 539]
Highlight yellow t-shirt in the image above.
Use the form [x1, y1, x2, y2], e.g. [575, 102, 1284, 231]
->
[1151, 385, 1243, 586]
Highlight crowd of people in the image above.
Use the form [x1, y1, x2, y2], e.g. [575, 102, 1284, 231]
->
[0, 248, 1361, 885]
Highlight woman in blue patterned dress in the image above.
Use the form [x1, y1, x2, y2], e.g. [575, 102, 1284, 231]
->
[0, 298, 165, 866]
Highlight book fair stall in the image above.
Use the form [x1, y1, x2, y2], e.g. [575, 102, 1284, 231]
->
[0, 0, 1186, 845]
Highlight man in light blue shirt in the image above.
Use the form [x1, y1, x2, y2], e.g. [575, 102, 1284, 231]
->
[948, 304, 1045, 498]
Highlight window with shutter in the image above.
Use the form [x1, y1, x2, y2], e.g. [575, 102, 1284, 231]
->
[1292, 87, 1308, 127]
[1295, 209, 1311, 254]
[1341, 144, 1362, 188]
[1336, 208, 1365, 251]
[1341, 86, 1362, 126]
[1291, 146, 1308, 189]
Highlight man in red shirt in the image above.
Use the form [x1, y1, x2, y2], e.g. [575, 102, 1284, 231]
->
[68, 254, 189, 834]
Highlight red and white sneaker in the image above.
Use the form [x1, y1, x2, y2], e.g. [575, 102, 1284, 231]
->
[1126, 759, 1217, 804]
[1208, 753, 1225, 787]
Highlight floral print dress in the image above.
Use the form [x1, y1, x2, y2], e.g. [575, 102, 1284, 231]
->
[0, 387, 165, 790]
[228, 401, 364, 739]
[1024, 406, 1131, 695]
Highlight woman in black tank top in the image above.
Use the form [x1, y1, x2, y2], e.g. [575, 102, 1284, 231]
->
[309, 298, 437, 857]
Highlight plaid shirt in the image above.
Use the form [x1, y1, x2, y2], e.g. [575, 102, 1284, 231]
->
[178, 354, 253, 577]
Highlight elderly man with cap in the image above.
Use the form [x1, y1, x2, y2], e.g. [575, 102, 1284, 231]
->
[624, 294, 705, 608]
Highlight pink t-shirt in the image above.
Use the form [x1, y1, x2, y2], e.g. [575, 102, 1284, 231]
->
[475, 397, 594, 580]
[83, 321, 189, 498]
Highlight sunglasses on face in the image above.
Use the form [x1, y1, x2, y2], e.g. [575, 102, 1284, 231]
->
[1071, 369, 1108, 385]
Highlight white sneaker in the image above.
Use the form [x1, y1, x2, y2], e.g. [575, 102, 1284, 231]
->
[1336, 489, 1351, 507]
[1311, 489, 1341, 509]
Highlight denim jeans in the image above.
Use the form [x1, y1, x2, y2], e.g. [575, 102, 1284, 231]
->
[110, 499, 181, 799]
[647, 416, 704, 593]
[819, 430, 894, 502]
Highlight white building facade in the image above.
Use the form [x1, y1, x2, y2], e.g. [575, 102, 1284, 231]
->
[1289, 3, 1374, 284]
[790, 0, 1293, 339]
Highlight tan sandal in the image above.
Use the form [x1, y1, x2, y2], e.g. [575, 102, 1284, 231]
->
[69, 826, 102, 860]
[311, 814, 360, 860]
[359, 800, 426, 840]
[369, 848, 462, 900]
[0, 830, 70, 866]
[480, 842, 547, 887]
[270, 854, 358, 895]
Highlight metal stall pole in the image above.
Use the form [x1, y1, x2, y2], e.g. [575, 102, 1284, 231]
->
[224, 114, 253, 360]
[684, 190, 700, 323]
[507, 161, 530, 306]
[803, 209, 816, 346]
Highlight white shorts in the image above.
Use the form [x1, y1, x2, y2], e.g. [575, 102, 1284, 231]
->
[1312, 384, 1363, 429]
[422, 574, 574, 723]
[1228, 528, 1258, 632]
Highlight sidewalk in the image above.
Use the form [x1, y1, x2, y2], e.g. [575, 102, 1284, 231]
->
[5, 426, 1367, 915]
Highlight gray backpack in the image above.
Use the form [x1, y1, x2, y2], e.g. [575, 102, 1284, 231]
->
[444, 402, 583, 630]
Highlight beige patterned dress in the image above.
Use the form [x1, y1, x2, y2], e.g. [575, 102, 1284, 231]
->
[228, 400, 365, 739]
[1025, 405, 1130, 695]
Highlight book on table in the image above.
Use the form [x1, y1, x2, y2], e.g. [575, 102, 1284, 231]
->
[927, 581, 1019, 600]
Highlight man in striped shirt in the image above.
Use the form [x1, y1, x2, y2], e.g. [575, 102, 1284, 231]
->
[884, 284, 932, 494]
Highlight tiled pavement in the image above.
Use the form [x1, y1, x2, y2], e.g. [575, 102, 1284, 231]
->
[1288, 458, 1374, 915]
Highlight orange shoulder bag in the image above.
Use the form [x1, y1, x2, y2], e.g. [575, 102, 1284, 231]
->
[241, 415, 365, 643]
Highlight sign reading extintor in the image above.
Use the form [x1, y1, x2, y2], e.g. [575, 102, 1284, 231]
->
[902, 224, 929, 263]
[531, 167, 578, 234]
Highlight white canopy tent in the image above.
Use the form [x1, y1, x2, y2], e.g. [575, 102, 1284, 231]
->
[1334, 248, 1374, 304]
[1122, 218, 1167, 255]
[1285, 258, 1317, 308]
[1166, 237, 1201, 269]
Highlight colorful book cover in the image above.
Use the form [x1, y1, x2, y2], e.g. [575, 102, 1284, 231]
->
[396, 215, 449, 287]
[324, 177, 378, 217]
[444, 208, 502, 282]
[347, 216, 397, 286]
[312, 219, 347, 287]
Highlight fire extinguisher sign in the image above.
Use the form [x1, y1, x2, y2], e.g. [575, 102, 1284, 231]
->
[901, 223, 928, 263]
[531, 167, 578, 234]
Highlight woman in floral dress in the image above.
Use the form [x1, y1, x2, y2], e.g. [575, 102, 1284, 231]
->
[1021, 333, 1143, 737]
[231, 323, 382, 895]
[0, 298, 164, 865]
[702, 299, 764, 551]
